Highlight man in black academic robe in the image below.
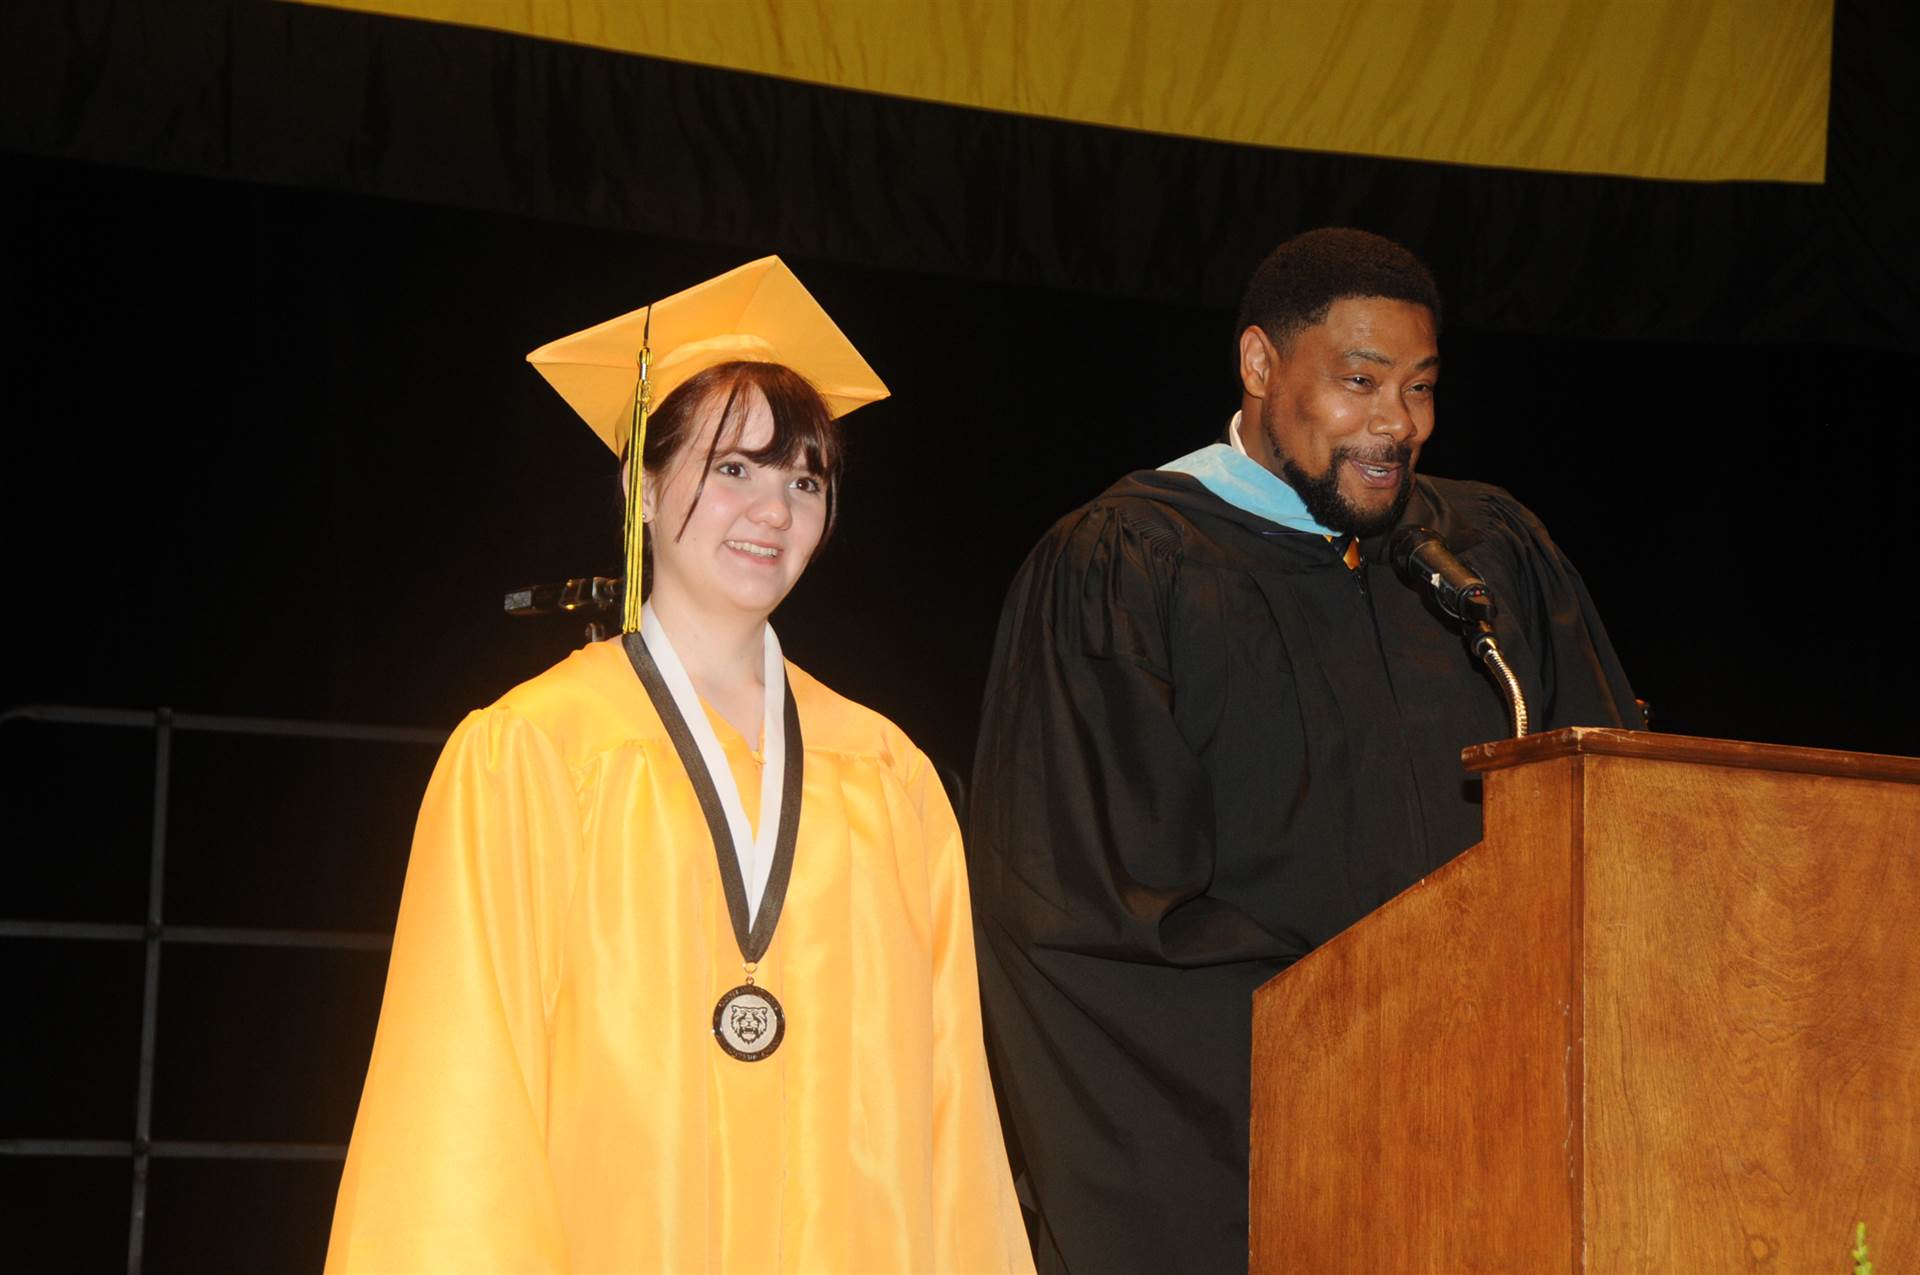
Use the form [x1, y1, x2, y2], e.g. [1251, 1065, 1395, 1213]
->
[968, 229, 1640, 1274]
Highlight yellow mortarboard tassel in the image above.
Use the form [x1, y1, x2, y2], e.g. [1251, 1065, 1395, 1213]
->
[620, 308, 653, 634]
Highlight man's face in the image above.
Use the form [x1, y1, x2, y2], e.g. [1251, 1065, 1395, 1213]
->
[1239, 296, 1439, 537]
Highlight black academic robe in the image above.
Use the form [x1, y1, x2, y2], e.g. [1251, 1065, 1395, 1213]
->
[968, 469, 1639, 1275]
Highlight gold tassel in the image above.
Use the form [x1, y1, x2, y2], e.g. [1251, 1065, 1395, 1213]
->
[620, 308, 654, 633]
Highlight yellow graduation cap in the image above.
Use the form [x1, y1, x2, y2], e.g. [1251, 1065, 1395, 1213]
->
[526, 255, 889, 457]
[525, 256, 888, 633]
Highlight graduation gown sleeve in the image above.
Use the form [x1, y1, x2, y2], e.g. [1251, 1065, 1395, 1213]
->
[969, 502, 1291, 1275]
[906, 745, 1035, 1275]
[974, 501, 1291, 964]
[326, 706, 579, 1274]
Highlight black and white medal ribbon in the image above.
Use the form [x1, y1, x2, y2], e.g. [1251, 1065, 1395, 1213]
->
[625, 606, 804, 1062]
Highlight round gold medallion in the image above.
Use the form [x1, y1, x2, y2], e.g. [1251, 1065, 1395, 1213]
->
[713, 984, 785, 1061]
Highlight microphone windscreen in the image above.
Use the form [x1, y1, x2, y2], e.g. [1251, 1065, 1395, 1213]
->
[1389, 525, 1441, 578]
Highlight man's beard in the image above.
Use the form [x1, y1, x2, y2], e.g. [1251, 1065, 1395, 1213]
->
[1277, 441, 1417, 538]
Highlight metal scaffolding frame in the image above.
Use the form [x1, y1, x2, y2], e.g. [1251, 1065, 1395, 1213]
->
[0, 704, 446, 1275]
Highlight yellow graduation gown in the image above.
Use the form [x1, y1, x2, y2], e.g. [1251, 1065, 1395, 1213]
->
[325, 638, 1032, 1274]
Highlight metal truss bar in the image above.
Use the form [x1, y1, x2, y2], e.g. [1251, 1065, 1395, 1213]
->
[127, 710, 171, 1275]
[0, 921, 391, 952]
[2, 1139, 135, 1157]
[3, 1139, 348, 1162]
[0, 701, 418, 1270]
[0, 921, 145, 941]
[0, 704, 445, 746]
[162, 925, 392, 952]
[149, 1140, 348, 1162]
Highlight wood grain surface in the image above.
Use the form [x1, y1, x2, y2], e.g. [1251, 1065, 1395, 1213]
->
[1250, 756, 1583, 1273]
[1463, 726, 1920, 785]
[1251, 734, 1920, 1273]
[1580, 754, 1920, 1271]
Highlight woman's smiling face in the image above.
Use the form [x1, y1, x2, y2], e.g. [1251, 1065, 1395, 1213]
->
[645, 384, 829, 622]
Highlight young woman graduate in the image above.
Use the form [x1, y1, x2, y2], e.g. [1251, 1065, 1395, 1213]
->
[325, 258, 1032, 1274]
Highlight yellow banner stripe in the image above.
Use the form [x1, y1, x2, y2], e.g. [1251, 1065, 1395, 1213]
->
[288, 0, 1831, 184]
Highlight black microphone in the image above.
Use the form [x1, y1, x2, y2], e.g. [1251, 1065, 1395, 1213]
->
[1389, 526, 1495, 624]
[504, 576, 622, 617]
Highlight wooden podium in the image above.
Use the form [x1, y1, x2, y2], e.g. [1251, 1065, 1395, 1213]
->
[1249, 728, 1920, 1273]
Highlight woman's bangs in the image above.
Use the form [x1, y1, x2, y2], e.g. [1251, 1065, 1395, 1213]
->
[722, 366, 841, 482]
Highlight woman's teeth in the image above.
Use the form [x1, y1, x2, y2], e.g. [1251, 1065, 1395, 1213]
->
[727, 541, 778, 558]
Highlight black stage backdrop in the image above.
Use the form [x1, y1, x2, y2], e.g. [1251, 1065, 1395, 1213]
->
[8, 150, 1916, 771]
[3, 2, 1918, 1271]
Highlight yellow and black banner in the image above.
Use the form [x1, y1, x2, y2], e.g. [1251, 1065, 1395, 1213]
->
[2, 0, 1907, 346]
[298, 0, 1831, 184]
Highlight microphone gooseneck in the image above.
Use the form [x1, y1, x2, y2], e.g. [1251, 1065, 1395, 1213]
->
[1473, 625, 1530, 738]
[1388, 526, 1529, 739]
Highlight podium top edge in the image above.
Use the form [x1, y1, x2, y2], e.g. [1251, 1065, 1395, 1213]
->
[1461, 727, 1920, 784]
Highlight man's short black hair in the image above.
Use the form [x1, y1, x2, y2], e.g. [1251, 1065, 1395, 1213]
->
[1235, 228, 1442, 352]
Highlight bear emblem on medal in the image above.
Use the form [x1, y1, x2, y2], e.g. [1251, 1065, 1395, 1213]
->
[713, 984, 785, 1061]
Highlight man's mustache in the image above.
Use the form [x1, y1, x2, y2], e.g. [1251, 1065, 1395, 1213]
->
[1334, 441, 1415, 467]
